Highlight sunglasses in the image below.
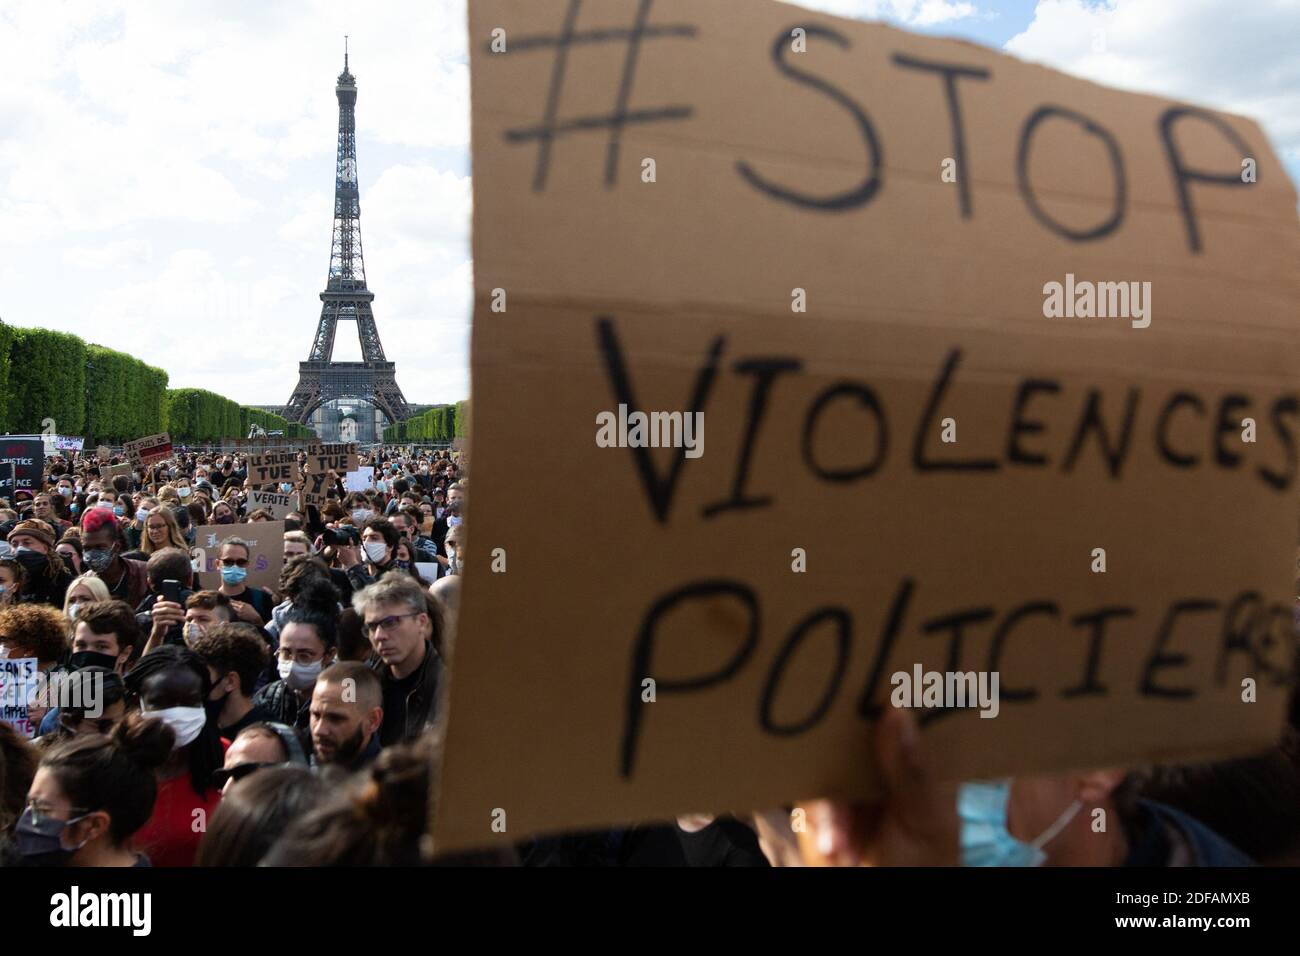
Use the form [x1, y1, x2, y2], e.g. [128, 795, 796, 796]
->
[211, 761, 279, 789]
[219, 557, 249, 568]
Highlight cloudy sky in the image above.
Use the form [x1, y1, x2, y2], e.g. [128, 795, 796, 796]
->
[1, 0, 1295, 410]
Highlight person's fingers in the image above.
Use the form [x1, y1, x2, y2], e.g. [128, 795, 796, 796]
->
[751, 809, 805, 867]
[874, 707, 926, 803]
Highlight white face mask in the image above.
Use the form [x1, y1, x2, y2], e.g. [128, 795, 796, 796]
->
[351, 508, 371, 524]
[178, 487, 191, 499]
[278, 657, 323, 691]
[363, 540, 388, 564]
[142, 704, 207, 748]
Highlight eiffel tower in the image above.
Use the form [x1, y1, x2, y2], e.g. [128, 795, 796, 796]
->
[283, 41, 409, 435]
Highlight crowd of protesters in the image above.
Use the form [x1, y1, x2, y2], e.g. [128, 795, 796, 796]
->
[0, 444, 1298, 867]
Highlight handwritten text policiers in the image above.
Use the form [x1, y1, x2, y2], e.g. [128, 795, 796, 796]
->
[434, 0, 1300, 852]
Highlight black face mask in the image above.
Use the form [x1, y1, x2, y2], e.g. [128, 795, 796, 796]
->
[70, 650, 118, 672]
[205, 694, 227, 725]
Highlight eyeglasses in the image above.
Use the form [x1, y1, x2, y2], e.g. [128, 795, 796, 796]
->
[364, 611, 422, 636]
[219, 557, 249, 567]
[210, 762, 279, 789]
[25, 800, 92, 828]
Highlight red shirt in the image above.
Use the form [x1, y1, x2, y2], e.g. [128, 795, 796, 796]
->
[132, 743, 227, 867]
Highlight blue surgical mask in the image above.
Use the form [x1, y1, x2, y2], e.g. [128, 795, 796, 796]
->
[113, 505, 125, 517]
[958, 779, 1081, 867]
[220, 565, 248, 586]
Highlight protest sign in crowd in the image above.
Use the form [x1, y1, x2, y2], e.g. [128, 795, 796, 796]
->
[1, 0, 1297, 874]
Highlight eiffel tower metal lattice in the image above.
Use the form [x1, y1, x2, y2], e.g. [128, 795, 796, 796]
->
[283, 42, 409, 430]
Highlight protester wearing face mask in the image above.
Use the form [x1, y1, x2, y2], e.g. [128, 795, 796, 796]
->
[759, 708, 1252, 868]
[183, 590, 236, 647]
[309, 661, 382, 770]
[125, 497, 159, 552]
[189, 623, 274, 740]
[442, 523, 463, 577]
[124, 646, 226, 867]
[0, 557, 25, 607]
[62, 574, 112, 625]
[65, 599, 138, 678]
[5, 519, 74, 608]
[252, 607, 338, 730]
[211, 501, 237, 525]
[337, 517, 400, 592]
[79, 509, 148, 609]
[55, 538, 82, 576]
[216, 538, 274, 626]
[17, 714, 172, 867]
[393, 508, 437, 565]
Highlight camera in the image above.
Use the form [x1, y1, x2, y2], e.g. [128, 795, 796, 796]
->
[322, 525, 360, 548]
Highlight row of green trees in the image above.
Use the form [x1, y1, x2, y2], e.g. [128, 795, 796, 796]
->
[0, 319, 310, 444]
[383, 401, 467, 443]
[163, 388, 312, 443]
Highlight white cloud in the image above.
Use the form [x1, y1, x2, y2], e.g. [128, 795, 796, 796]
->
[1006, 1, 1300, 164]
[786, 0, 980, 25]
[62, 239, 154, 271]
[0, 0, 472, 409]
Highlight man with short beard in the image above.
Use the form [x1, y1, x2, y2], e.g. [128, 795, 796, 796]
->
[308, 661, 382, 770]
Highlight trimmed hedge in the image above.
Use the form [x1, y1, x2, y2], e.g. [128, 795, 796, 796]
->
[0, 320, 313, 444]
[86, 344, 169, 442]
[0, 319, 13, 434]
[383, 400, 467, 443]
[6, 327, 87, 436]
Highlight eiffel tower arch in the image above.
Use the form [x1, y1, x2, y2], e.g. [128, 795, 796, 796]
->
[283, 42, 409, 437]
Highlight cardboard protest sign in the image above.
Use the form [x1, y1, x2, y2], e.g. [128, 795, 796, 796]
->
[299, 471, 338, 508]
[0, 437, 45, 497]
[190, 521, 285, 595]
[95, 445, 112, 461]
[344, 466, 373, 492]
[246, 450, 301, 488]
[434, 0, 1300, 852]
[124, 433, 172, 465]
[0, 658, 38, 738]
[304, 442, 358, 474]
[103, 462, 134, 482]
[247, 489, 297, 520]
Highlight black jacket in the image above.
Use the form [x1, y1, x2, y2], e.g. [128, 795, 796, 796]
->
[251, 679, 311, 731]
[367, 638, 445, 746]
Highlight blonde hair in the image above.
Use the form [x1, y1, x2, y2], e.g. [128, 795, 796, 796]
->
[142, 506, 188, 555]
[63, 573, 112, 616]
